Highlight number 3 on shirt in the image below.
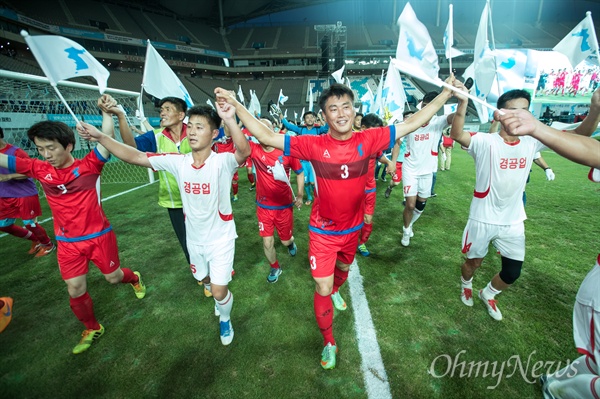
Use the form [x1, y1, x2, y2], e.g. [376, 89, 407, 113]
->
[310, 255, 317, 270]
[340, 164, 349, 179]
[57, 184, 67, 194]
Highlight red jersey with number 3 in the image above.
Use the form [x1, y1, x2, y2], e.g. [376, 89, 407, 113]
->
[9, 149, 112, 242]
[284, 126, 394, 234]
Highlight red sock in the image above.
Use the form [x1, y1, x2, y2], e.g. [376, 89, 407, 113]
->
[359, 222, 373, 245]
[69, 292, 101, 330]
[0, 224, 32, 240]
[248, 173, 255, 184]
[25, 223, 51, 245]
[232, 181, 239, 195]
[332, 267, 349, 295]
[270, 260, 280, 269]
[120, 268, 138, 284]
[314, 292, 334, 346]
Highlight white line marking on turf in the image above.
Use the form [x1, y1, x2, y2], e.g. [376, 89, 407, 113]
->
[348, 259, 392, 399]
[0, 182, 155, 239]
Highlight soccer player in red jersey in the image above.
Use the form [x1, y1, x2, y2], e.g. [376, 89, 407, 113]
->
[0, 119, 146, 354]
[0, 127, 54, 256]
[248, 116, 304, 283]
[215, 79, 455, 369]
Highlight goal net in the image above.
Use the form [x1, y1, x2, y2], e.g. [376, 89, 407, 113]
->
[0, 70, 152, 188]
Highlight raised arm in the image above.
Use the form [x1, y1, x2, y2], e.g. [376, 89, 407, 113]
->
[496, 109, 600, 169]
[215, 87, 285, 151]
[216, 100, 251, 165]
[448, 80, 472, 148]
[392, 76, 454, 142]
[77, 122, 152, 168]
[99, 95, 137, 148]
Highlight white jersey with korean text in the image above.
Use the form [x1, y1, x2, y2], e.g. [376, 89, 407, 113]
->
[148, 151, 239, 245]
[403, 115, 449, 176]
[466, 133, 545, 225]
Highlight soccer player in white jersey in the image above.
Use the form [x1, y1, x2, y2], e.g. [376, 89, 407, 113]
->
[451, 87, 547, 321]
[400, 92, 454, 247]
[77, 102, 251, 346]
[497, 93, 600, 399]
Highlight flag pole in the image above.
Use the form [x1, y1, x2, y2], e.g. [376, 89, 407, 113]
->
[448, 4, 453, 76]
[587, 12, 600, 68]
[51, 85, 80, 125]
[438, 80, 503, 114]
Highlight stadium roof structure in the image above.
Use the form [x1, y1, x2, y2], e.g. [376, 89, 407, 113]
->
[113, 0, 340, 27]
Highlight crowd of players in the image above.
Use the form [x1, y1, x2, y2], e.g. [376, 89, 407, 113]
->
[1, 76, 599, 398]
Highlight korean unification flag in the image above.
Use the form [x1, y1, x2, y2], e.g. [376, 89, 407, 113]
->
[278, 89, 289, 106]
[554, 12, 599, 68]
[22, 31, 109, 93]
[360, 86, 374, 114]
[237, 85, 245, 104]
[444, 4, 465, 59]
[372, 70, 385, 117]
[395, 3, 440, 84]
[382, 60, 407, 122]
[143, 40, 193, 107]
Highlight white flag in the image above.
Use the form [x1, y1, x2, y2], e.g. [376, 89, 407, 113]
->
[473, 1, 497, 117]
[273, 159, 295, 198]
[22, 31, 109, 93]
[142, 41, 193, 106]
[331, 65, 345, 84]
[308, 85, 314, 112]
[294, 111, 298, 121]
[396, 3, 440, 82]
[284, 109, 288, 118]
[360, 86, 374, 114]
[382, 60, 407, 123]
[277, 89, 289, 106]
[206, 99, 215, 109]
[493, 49, 529, 97]
[237, 85, 245, 104]
[345, 77, 352, 88]
[372, 70, 385, 117]
[301, 107, 305, 120]
[444, 4, 465, 59]
[554, 12, 599, 68]
[248, 90, 261, 117]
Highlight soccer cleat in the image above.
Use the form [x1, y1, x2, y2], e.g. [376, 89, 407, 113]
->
[267, 267, 282, 283]
[288, 242, 297, 256]
[28, 241, 41, 254]
[320, 342, 338, 370]
[204, 286, 213, 298]
[219, 320, 234, 345]
[331, 291, 347, 311]
[34, 242, 56, 257]
[479, 290, 503, 321]
[0, 297, 14, 334]
[430, 193, 437, 198]
[401, 226, 413, 247]
[357, 243, 370, 257]
[384, 186, 393, 199]
[249, 183, 255, 191]
[72, 324, 105, 354]
[131, 271, 146, 299]
[232, 195, 239, 202]
[461, 287, 474, 306]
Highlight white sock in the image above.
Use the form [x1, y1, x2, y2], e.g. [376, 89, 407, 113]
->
[215, 290, 233, 322]
[410, 209, 423, 225]
[547, 374, 600, 399]
[461, 276, 473, 289]
[482, 281, 501, 299]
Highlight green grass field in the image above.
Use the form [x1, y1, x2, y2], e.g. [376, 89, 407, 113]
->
[0, 149, 598, 399]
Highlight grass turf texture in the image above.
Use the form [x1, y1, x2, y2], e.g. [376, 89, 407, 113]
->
[0, 149, 597, 398]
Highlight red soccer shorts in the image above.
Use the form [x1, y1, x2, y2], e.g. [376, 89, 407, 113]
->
[308, 230, 359, 278]
[256, 206, 293, 241]
[0, 195, 42, 220]
[392, 162, 403, 184]
[58, 230, 121, 280]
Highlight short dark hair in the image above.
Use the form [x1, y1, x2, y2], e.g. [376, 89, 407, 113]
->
[422, 91, 438, 105]
[319, 83, 354, 112]
[159, 97, 188, 114]
[355, 112, 364, 118]
[187, 105, 221, 131]
[361, 113, 384, 129]
[0, 126, 3, 139]
[302, 111, 316, 119]
[497, 89, 531, 109]
[27, 121, 75, 149]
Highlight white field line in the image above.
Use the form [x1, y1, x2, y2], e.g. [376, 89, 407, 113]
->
[0, 182, 155, 239]
[348, 259, 392, 399]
